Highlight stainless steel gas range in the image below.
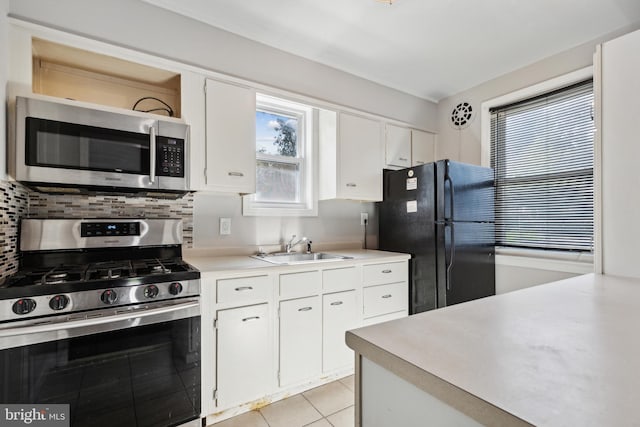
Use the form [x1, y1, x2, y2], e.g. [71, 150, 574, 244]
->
[0, 218, 201, 427]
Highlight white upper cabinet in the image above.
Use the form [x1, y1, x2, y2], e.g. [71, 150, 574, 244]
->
[204, 78, 256, 194]
[319, 110, 384, 201]
[411, 129, 435, 167]
[385, 124, 412, 168]
[384, 124, 436, 169]
[181, 71, 207, 191]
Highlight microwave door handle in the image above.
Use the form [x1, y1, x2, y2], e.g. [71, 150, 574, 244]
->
[149, 126, 156, 184]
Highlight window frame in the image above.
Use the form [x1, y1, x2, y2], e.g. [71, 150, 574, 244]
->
[243, 94, 318, 217]
[480, 66, 595, 263]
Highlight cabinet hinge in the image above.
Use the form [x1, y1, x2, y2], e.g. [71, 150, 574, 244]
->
[277, 371, 280, 383]
[213, 389, 218, 400]
[277, 307, 280, 318]
[213, 318, 218, 329]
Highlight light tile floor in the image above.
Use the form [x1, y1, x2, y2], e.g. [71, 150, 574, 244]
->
[211, 375, 355, 427]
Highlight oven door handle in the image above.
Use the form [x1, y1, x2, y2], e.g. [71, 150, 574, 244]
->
[0, 299, 200, 339]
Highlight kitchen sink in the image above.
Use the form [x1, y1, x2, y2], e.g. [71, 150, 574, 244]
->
[252, 252, 352, 265]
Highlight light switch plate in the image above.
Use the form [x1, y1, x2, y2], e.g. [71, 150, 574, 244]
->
[219, 217, 231, 235]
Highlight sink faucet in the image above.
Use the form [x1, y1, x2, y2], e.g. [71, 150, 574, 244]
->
[285, 235, 308, 253]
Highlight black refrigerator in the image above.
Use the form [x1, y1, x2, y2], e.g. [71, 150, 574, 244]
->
[378, 159, 495, 314]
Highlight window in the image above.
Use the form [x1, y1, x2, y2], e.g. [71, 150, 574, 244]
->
[243, 94, 316, 216]
[490, 80, 594, 252]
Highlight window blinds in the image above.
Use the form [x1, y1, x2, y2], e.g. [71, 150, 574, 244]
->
[490, 80, 594, 252]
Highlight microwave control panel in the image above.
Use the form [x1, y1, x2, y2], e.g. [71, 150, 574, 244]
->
[157, 136, 185, 177]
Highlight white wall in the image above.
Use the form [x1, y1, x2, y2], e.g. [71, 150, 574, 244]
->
[495, 265, 583, 295]
[430, 27, 640, 291]
[193, 195, 377, 252]
[7, 0, 432, 252]
[435, 23, 640, 166]
[8, 0, 436, 131]
[601, 28, 640, 278]
[0, 0, 8, 179]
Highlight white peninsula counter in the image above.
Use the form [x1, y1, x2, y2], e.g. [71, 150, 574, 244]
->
[346, 273, 640, 427]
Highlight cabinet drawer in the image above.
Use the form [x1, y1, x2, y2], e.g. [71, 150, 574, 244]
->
[280, 270, 321, 299]
[323, 266, 358, 293]
[217, 275, 270, 304]
[363, 282, 407, 318]
[362, 262, 406, 286]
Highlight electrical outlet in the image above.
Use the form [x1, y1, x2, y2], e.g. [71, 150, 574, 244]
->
[219, 217, 231, 235]
[360, 212, 369, 225]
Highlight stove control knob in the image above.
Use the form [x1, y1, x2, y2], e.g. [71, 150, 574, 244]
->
[49, 295, 69, 311]
[169, 282, 183, 295]
[144, 285, 159, 299]
[13, 298, 36, 315]
[101, 289, 118, 305]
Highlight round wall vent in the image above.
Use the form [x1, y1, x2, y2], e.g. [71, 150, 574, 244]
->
[450, 102, 475, 130]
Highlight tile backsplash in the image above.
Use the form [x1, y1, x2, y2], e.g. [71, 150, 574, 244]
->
[28, 191, 195, 246]
[0, 181, 194, 279]
[0, 181, 29, 278]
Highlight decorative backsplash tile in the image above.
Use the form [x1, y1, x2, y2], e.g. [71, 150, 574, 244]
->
[0, 180, 194, 279]
[28, 192, 195, 247]
[0, 181, 30, 279]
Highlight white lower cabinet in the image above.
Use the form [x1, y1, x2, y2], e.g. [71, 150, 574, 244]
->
[363, 282, 407, 318]
[279, 295, 322, 386]
[216, 303, 273, 408]
[205, 258, 409, 424]
[323, 290, 358, 372]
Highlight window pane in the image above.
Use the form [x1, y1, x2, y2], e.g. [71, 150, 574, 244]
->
[490, 80, 594, 252]
[256, 111, 298, 157]
[256, 159, 301, 203]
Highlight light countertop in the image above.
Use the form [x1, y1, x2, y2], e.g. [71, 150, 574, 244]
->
[184, 248, 410, 274]
[346, 273, 640, 427]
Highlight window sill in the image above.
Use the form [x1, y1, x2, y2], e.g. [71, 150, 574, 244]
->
[495, 247, 593, 274]
[242, 196, 318, 217]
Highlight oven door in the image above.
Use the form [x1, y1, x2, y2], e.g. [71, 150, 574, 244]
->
[0, 299, 201, 427]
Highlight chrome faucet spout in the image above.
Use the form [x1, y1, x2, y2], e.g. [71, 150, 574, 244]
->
[285, 235, 308, 253]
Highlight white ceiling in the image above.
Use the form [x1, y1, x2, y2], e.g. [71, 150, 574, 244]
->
[141, 0, 640, 102]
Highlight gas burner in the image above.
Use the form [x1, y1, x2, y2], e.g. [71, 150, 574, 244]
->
[41, 272, 69, 285]
[150, 265, 170, 274]
[97, 269, 122, 279]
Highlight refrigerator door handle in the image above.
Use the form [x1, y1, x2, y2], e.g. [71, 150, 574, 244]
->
[446, 222, 456, 291]
[444, 173, 455, 221]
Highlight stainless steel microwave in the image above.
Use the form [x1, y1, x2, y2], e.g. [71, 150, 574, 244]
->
[12, 96, 190, 197]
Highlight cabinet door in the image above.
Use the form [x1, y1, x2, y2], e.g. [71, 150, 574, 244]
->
[338, 113, 383, 201]
[204, 78, 256, 193]
[279, 296, 321, 386]
[323, 290, 358, 372]
[386, 124, 411, 168]
[411, 130, 435, 167]
[217, 304, 273, 408]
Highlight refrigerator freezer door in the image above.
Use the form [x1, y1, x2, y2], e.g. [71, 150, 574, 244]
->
[379, 164, 438, 313]
[436, 221, 495, 307]
[436, 160, 495, 223]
